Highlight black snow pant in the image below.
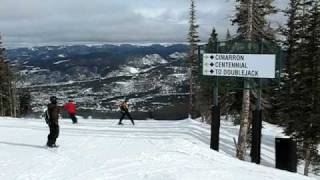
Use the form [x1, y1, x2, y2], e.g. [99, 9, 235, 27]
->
[118, 111, 134, 125]
[47, 123, 59, 146]
[69, 113, 77, 123]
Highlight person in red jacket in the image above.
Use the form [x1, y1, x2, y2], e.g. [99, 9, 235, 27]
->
[63, 99, 78, 124]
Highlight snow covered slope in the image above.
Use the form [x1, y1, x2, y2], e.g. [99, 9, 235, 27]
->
[0, 118, 314, 180]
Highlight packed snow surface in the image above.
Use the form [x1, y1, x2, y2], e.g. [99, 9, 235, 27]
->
[0, 118, 314, 180]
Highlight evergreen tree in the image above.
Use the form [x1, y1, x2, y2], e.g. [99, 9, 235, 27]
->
[0, 34, 7, 116]
[187, 0, 200, 118]
[196, 27, 218, 123]
[274, 0, 320, 175]
[226, 29, 231, 41]
[232, 0, 276, 160]
[0, 34, 16, 117]
[276, 0, 306, 126]
[225, 29, 233, 51]
[233, 0, 277, 41]
[18, 90, 31, 116]
[281, 0, 320, 175]
[205, 28, 218, 53]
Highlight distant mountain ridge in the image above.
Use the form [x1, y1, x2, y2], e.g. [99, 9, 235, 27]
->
[7, 44, 190, 120]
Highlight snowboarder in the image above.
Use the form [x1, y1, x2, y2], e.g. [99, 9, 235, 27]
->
[118, 98, 135, 125]
[46, 96, 60, 148]
[63, 99, 78, 124]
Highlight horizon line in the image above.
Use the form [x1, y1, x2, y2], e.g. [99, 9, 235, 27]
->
[4, 41, 202, 49]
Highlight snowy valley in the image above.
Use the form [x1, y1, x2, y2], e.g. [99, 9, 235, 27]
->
[7, 44, 190, 119]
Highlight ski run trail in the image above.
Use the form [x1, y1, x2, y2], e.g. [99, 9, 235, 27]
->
[0, 117, 317, 180]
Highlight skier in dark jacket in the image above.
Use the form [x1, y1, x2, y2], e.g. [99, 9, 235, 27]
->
[46, 96, 60, 147]
[118, 98, 134, 125]
[63, 99, 77, 124]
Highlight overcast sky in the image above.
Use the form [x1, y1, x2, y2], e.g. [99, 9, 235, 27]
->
[0, 0, 288, 48]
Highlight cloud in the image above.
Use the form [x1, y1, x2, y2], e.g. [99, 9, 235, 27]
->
[0, 0, 288, 47]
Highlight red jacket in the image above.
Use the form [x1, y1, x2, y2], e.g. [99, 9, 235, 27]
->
[64, 102, 76, 114]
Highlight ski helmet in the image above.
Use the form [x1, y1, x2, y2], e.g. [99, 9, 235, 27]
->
[50, 96, 57, 103]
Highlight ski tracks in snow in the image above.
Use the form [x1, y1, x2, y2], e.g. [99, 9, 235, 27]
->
[0, 118, 313, 180]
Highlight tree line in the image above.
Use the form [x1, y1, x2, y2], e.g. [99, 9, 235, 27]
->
[188, 0, 320, 176]
[0, 35, 31, 117]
